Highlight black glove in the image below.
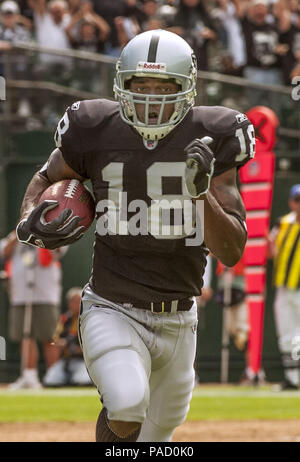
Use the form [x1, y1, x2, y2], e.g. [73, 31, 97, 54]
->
[16, 200, 85, 249]
[184, 136, 215, 198]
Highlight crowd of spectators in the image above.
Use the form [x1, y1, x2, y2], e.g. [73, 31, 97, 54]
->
[1, 0, 300, 121]
[1, 0, 300, 82]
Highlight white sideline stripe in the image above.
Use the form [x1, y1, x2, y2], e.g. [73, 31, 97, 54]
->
[192, 389, 300, 398]
[1, 387, 300, 398]
[0, 388, 98, 397]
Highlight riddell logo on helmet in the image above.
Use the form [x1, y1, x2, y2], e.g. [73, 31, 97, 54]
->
[144, 63, 161, 69]
[136, 62, 167, 72]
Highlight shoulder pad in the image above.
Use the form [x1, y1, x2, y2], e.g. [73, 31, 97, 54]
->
[69, 99, 119, 129]
[193, 106, 250, 136]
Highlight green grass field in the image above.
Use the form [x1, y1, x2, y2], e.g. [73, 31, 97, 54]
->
[1, 385, 300, 423]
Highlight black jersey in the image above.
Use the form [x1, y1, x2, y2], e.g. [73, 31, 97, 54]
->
[55, 99, 254, 303]
[280, 25, 300, 84]
[241, 17, 282, 69]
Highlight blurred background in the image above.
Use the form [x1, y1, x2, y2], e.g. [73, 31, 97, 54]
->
[0, 0, 300, 385]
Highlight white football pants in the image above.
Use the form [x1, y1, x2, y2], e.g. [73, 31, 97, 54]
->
[79, 285, 197, 442]
[274, 287, 300, 386]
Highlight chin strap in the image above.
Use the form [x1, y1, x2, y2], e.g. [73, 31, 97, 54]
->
[223, 210, 248, 237]
[135, 124, 174, 141]
[135, 110, 180, 141]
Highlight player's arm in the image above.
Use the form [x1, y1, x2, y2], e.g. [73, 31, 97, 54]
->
[20, 148, 84, 220]
[185, 137, 247, 267]
[16, 149, 86, 249]
[202, 168, 247, 267]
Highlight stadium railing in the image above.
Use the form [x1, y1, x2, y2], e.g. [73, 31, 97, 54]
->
[0, 43, 299, 383]
[0, 43, 299, 140]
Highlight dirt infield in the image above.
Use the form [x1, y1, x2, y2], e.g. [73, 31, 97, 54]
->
[1, 420, 300, 442]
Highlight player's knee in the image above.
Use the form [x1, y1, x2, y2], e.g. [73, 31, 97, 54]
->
[156, 372, 194, 429]
[80, 311, 150, 421]
[104, 362, 149, 422]
[106, 388, 149, 423]
[172, 377, 195, 426]
[89, 350, 150, 422]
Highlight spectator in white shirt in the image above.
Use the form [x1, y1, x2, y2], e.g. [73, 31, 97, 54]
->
[215, 0, 246, 75]
[0, 230, 68, 389]
[0, 1, 33, 116]
[0, 0, 31, 70]
[28, 0, 71, 66]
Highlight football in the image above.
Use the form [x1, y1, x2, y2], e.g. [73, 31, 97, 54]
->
[38, 179, 95, 232]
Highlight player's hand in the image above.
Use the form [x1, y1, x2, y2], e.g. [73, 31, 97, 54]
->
[184, 136, 215, 197]
[16, 200, 85, 249]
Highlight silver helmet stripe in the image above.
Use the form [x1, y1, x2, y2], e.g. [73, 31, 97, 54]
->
[147, 34, 160, 62]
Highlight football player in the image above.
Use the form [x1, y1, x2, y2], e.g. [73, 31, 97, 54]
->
[16, 30, 254, 442]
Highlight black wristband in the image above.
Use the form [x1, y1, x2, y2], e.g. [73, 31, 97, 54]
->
[224, 210, 248, 237]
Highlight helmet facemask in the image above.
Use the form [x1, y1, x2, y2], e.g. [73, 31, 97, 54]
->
[114, 69, 196, 141]
[113, 30, 197, 142]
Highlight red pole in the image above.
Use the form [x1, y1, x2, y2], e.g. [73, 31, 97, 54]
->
[239, 106, 278, 378]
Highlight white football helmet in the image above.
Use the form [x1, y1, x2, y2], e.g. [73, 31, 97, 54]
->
[114, 29, 197, 141]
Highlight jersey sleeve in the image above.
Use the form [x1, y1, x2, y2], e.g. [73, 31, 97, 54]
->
[54, 103, 88, 178]
[213, 117, 256, 177]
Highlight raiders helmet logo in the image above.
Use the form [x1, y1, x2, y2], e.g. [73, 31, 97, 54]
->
[71, 101, 81, 111]
[236, 113, 248, 124]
